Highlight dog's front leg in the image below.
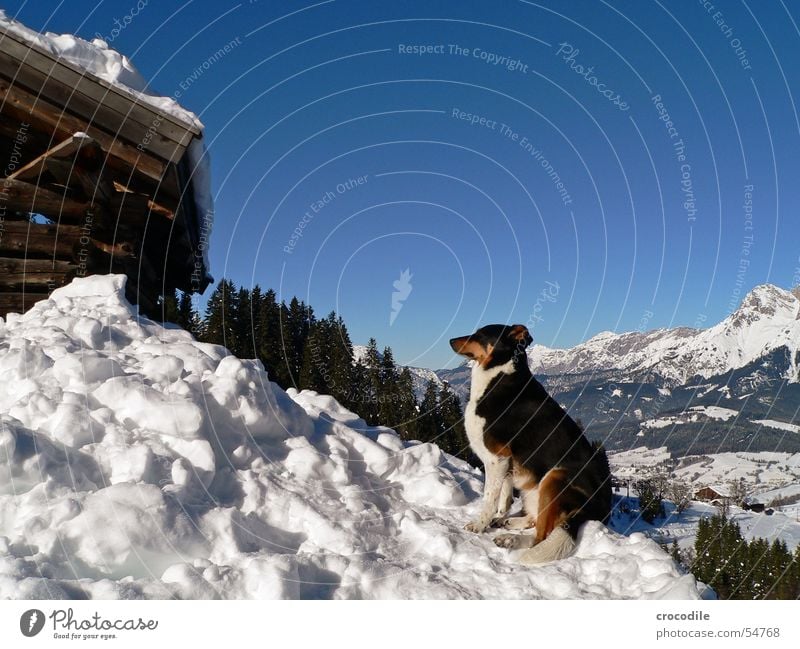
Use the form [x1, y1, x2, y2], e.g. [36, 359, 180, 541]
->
[465, 457, 510, 533]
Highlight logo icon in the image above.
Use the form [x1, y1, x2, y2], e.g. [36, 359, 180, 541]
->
[20, 609, 45, 637]
[390, 268, 413, 326]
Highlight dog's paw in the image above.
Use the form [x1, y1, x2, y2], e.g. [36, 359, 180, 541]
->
[502, 516, 535, 530]
[494, 533, 524, 549]
[464, 519, 489, 533]
[489, 517, 508, 528]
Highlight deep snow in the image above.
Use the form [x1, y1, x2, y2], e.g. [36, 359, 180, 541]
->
[0, 276, 707, 599]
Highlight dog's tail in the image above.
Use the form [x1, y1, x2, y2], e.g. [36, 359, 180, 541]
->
[518, 526, 576, 565]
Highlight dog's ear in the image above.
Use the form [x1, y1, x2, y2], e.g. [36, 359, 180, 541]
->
[508, 324, 533, 348]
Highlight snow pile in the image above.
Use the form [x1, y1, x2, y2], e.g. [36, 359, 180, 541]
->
[0, 276, 707, 599]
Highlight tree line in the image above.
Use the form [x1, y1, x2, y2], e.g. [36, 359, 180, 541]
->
[162, 281, 471, 463]
[671, 513, 800, 599]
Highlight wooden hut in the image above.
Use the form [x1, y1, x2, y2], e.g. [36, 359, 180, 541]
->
[0, 21, 212, 318]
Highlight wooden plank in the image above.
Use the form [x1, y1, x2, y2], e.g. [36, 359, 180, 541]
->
[0, 220, 80, 257]
[0, 291, 50, 315]
[0, 51, 192, 163]
[7, 133, 99, 181]
[0, 77, 167, 181]
[0, 26, 200, 138]
[110, 192, 174, 222]
[0, 178, 90, 220]
[0, 256, 76, 290]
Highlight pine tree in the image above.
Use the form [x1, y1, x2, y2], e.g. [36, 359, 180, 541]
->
[233, 286, 253, 358]
[393, 367, 418, 441]
[378, 346, 400, 426]
[635, 478, 664, 523]
[417, 379, 442, 444]
[346, 359, 370, 415]
[438, 381, 469, 460]
[327, 313, 355, 407]
[300, 318, 332, 393]
[361, 338, 382, 425]
[176, 290, 198, 333]
[283, 297, 313, 388]
[202, 279, 238, 349]
[257, 289, 289, 386]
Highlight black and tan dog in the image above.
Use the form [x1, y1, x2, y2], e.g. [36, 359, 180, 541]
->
[450, 324, 611, 564]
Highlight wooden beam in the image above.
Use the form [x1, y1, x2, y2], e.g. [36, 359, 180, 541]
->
[0, 29, 199, 141]
[0, 178, 90, 220]
[0, 256, 76, 290]
[0, 291, 50, 315]
[7, 133, 101, 182]
[0, 77, 167, 181]
[0, 220, 79, 258]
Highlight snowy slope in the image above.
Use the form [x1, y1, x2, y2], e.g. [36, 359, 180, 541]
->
[0, 276, 705, 599]
[527, 284, 800, 385]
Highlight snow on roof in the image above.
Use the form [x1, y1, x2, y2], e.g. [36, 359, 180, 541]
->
[0, 9, 214, 277]
[0, 275, 706, 599]
[697, 485, 732, 498]
[0, 9, 202, 130]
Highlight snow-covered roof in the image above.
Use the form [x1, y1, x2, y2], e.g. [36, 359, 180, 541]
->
[0, 10, 214, 282]
[0, 9, 201, 130]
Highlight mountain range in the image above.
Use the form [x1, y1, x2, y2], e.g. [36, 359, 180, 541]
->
[360, 284, 800, 457]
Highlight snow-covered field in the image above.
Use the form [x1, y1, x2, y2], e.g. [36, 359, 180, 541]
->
[0, 276, 706, 599]
[609, 446, 800, 552]
[611, 446, 800, 495]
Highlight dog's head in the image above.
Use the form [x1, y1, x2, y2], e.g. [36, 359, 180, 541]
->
[449, 324, 532, 368]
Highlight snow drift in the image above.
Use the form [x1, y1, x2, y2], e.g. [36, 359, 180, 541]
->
[0, 276, 707, 599]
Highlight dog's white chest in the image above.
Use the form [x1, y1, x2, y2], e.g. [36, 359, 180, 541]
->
[464, 400, 489, 459]
[464, 360, 514, 463]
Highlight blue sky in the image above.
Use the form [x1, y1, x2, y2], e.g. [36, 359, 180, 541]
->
[6, 1, 800, 368]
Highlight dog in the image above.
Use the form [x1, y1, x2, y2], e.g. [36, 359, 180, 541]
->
[449, 323, 611, 564]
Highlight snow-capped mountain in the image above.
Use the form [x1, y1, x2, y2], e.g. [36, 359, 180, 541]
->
[381, 284, 800, 456]
[525, 284, 800, 387]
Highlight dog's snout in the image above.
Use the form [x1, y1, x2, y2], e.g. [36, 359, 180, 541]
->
[450, 335, 468, 352]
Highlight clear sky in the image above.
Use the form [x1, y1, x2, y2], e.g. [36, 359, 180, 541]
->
[5, 0, 800, 369]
